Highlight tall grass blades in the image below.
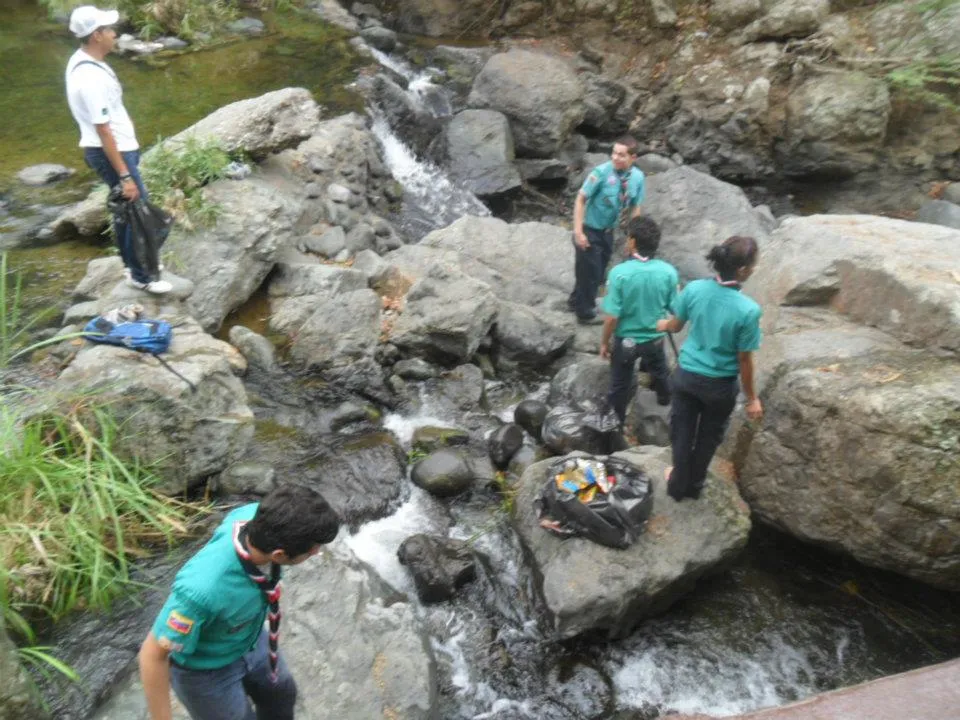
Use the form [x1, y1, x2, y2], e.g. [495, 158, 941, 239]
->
[0, 400, 201, 630]
[141, 135, 243, 230]
[0, 253, 93, 370]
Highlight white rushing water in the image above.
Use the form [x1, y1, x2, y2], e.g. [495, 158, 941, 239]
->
[343, 403, 867, 720]
[370, 114, 489, 236]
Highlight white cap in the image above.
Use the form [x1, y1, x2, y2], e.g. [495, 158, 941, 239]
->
[69, 6, 119, 38]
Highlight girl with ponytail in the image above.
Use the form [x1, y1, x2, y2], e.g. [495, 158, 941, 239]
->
[655, 235, 763, 501]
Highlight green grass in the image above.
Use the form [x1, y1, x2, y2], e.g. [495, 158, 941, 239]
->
[0, 253, 91, 369]
[0, 399, 203, 629]
[141, 135, 244, 229]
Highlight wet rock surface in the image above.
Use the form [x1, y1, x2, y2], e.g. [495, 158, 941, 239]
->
[398, 534, 478, 603]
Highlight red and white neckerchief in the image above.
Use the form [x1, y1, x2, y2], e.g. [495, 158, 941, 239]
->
[631, 253, 650, 262]
[233, 521, 283, 683]
[715, 276, 741, 288]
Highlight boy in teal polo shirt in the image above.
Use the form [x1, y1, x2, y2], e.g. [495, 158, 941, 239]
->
[600, 216, 678, 423]
[568, 136, 646, 324]
[656, 235, 764, 501]
[139, 485, 340, 720]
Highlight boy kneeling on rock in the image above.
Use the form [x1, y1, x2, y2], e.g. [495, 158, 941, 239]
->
[139, 485, 340, 720]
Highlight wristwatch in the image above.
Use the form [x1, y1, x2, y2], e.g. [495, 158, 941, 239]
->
[119, 174, 133, 183]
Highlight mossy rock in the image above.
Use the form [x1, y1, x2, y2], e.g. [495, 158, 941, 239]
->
[412, 426, 470, 454]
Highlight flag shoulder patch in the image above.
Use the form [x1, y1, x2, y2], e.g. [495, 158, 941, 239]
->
[166, 610, 195, 635]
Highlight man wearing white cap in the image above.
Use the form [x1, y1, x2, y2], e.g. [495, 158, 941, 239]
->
[65, 6, 172, 294]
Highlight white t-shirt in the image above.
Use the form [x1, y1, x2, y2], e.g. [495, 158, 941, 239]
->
[65, 48, 138, 151]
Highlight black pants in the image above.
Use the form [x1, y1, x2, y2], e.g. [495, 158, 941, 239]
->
[607, 337, 671, 423]
[668, 367, 739, 501]
[569, 226, 613, 319]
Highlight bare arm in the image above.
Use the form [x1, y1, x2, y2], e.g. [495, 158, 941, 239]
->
[656, 316, 685, 334]
[139, 632, 173, 720]
[600, 316, 618, 359]
[94, 123, 139, 200]
[630, 204, 642, 219]
[573, 192, 588, 249]
[738, 351, 763, 420]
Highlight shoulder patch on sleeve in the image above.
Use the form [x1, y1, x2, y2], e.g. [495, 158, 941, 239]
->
[166, 610, 195, 635]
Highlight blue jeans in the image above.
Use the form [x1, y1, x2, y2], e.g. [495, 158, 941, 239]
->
[569, 226, 614, 319]
[83, 147, 152, 284]
[170, 630, 297, 720]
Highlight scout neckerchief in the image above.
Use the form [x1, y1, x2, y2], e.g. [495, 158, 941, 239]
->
[617, 169, 631, 208]
[715, 276, 741, 289]
[233, 522, 283, 683]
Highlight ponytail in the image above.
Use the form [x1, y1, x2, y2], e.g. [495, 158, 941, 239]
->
[707, 235, 758, 281]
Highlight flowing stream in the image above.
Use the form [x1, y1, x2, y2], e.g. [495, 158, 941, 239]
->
[4, 5, 959, 719]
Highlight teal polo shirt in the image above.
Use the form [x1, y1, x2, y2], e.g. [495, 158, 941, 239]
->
[672, 278, 762, 378]
[601, 258, 678, 344]
[580, 161, 645, 230]
[151, 503, 274, 670]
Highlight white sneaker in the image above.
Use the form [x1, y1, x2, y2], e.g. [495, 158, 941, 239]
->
[126, 278, 173, 294]
[123, 264, 162, 278]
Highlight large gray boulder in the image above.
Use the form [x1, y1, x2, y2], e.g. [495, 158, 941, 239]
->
[388, 0, 488, 36]
[493, 301, 574, 363]
[91, 545, 437, 720]
[468, 50, 586, 158]
[165, 176, 303, 333]
[776, 71, 891, 178]
[57, 316, 254, 495]
[916, 200, 960, 231]
[418, 216, 574, 308]
[390, 263, 498, 363]
[382, 217, 582, 365]
[47, 185, 109, 239]
[513, 447, 751, 639]
[17, 163, 74, 186]
[282, 546, 437, 719]
[733, 215, 960, 590]
[710, 0, 762, 30]
[268, 263, 369, 334]
[159, 87, 321, 160]
[446, 109, 522, 198]
[287, 289, 383, 392]
[739, 0, 830, 41]
[644, 166, 770, 280]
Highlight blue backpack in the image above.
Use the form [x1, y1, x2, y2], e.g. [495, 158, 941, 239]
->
[84, 317, 173, 354]
[83, 315, 195, 391]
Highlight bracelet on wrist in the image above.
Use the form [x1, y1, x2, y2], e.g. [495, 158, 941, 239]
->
[119, 174, 132, 182]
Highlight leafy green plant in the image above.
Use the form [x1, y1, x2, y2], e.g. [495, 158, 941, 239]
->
[39, 0, 240, 40]
[406, 447, 429, 465]
[886, 56, 960, 112]
[141, 135, 243, 229]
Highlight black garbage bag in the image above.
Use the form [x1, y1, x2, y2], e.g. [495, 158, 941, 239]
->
[541, 401, 624, 456]
[535, 456, 654, 549]
[107, 187, 173, 282]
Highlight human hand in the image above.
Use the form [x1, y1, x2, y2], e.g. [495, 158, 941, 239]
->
[655, 319, 668, 333]
[745, 398, 763, 421]
[121, 177, 140, 201]
[599, 343, 610, 360]
[575, 230, 589, 250]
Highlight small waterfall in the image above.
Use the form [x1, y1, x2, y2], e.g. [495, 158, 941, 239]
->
[364, 47, 489, 238]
